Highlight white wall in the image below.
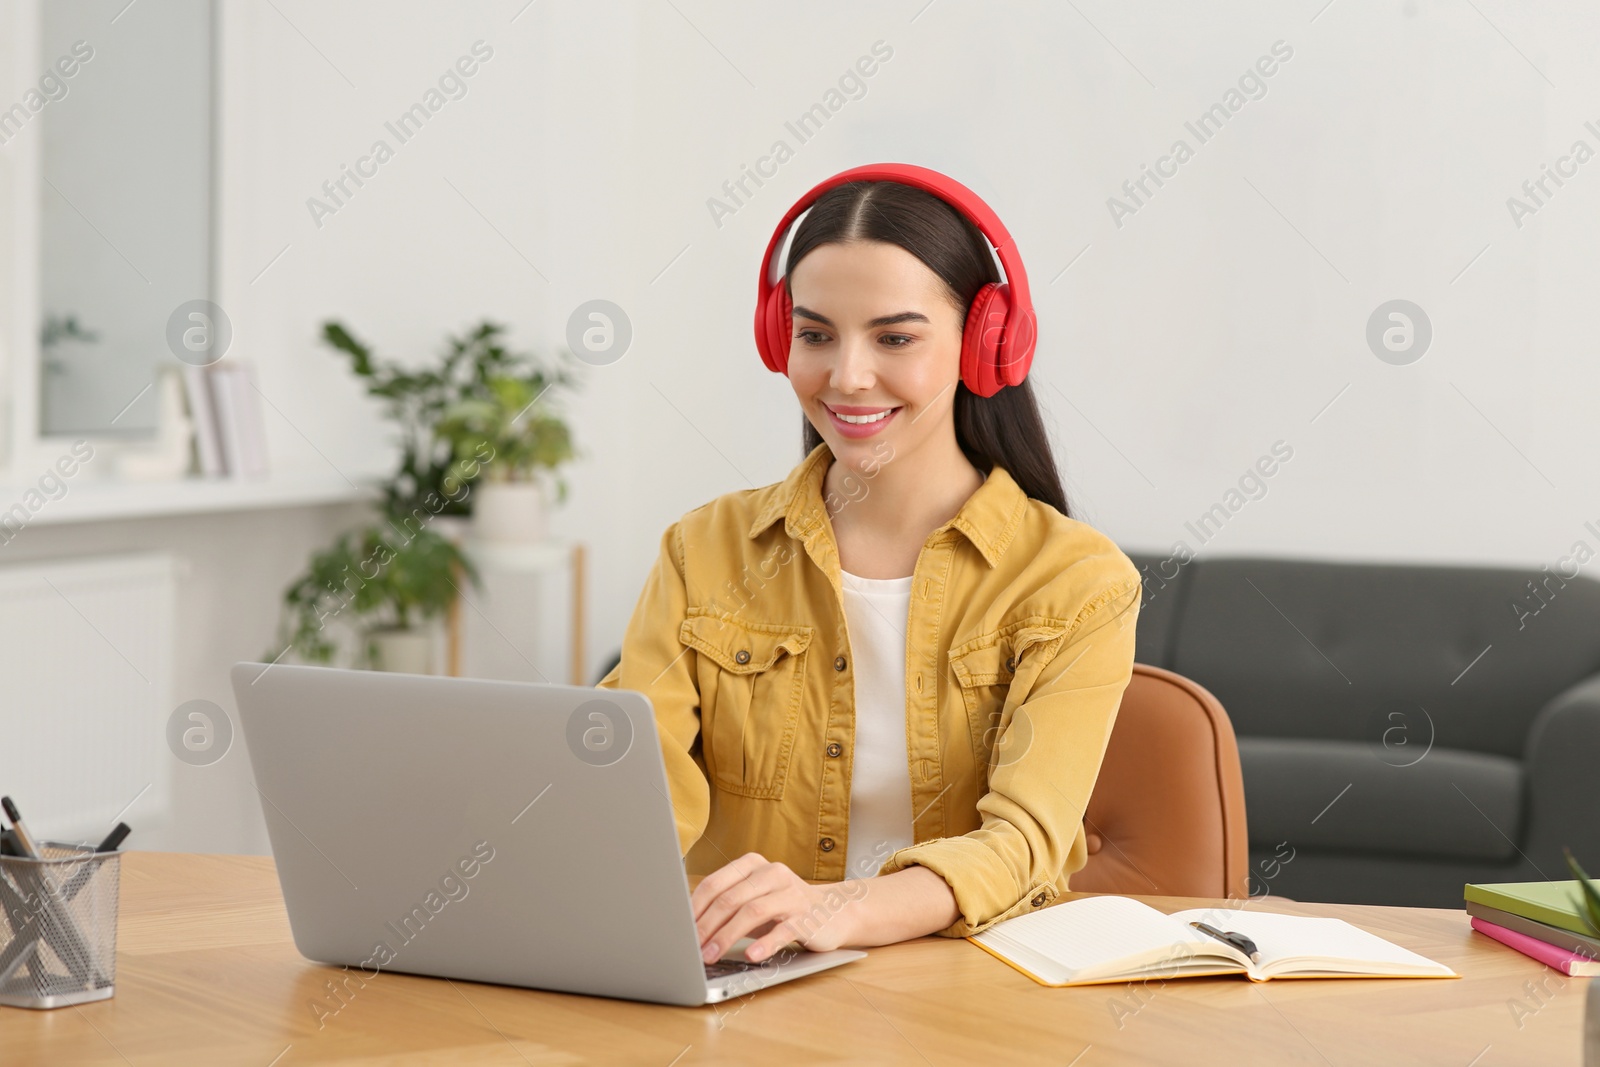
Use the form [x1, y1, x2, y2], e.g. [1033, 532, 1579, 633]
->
[4, 1, 1599, 853]
[224, 0, 1600, 600]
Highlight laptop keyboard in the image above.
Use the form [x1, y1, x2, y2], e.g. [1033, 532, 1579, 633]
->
[704, 958, 763, 980]
[705, 947, 800, 980]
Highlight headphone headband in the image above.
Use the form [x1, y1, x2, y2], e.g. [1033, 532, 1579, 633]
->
[753, 163, 1036, 396]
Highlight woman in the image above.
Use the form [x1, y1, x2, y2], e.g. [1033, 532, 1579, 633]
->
[597, 164, 1141, 967]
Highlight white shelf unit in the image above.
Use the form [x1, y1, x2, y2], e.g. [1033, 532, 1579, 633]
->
[0, 470, 379, 526]
[449, 538, 587, 685]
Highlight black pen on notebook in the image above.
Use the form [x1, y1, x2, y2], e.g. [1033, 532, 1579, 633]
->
[1190, 920, 1260, 964]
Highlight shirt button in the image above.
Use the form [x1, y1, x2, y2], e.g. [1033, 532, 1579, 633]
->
[826, 742, 842, 758]
[1005, 656, 1017, 672]
[819, 837, 835, 852]
[834, 656, 847, 672]
[735, 649, 751, 665]
[1031, 891, 1048, 907]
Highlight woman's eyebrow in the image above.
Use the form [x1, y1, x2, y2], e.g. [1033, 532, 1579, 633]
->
[791, 307, 931, 328]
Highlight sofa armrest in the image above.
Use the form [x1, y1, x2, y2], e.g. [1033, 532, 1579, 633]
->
[1522, 672, 1600, 867]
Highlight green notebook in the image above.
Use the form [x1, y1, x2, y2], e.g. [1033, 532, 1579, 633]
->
[1463, 880, 1600, 938]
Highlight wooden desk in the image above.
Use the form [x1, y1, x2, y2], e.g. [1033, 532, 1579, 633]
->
[1, 852, 1590, 1065]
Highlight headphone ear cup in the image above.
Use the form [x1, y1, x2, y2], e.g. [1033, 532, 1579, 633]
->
[760, 285, 793, 374]
[999, 306, 1037, 388]
[961, 283, 1009, 398]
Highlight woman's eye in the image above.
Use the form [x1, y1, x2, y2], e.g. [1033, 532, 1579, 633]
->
[794, 330, 912, 347]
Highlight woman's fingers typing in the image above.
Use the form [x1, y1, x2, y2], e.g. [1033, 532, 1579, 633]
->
[704, 892, 790, 963]
[691, 854, 853, 962]
[694, 855, 789, 960]
[690, 852, 767, 919]
[696, 874, 776, 954]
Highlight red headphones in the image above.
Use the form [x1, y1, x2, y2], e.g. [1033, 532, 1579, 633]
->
[754, 162, 1037, 398]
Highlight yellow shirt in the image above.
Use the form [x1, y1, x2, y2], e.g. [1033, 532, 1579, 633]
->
[596, 441, 1141, 937]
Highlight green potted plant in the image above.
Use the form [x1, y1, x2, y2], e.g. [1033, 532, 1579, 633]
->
[1569, 848, 1600, 1061]
[436, 374, 578, 543]
[320, 320, 579, 526]
[40, 313, 100, 378]
[1566, 848, 1600, 935]
[272, 317, 578, 673]
[269, 524, 477, 673]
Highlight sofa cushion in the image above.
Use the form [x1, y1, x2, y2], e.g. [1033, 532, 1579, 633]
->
[1169, 558, 1600, 758]
[1123, 550, 1186, 670]
[1238, 737, 1524, 863]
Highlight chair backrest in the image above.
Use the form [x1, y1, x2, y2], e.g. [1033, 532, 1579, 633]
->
[1072, 663, 1251, 900]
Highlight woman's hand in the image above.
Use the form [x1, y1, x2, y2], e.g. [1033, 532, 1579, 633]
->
[691, 852, 859, 964]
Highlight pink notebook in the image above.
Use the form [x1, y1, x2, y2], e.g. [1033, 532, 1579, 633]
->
[1471, 916, 1600, 976]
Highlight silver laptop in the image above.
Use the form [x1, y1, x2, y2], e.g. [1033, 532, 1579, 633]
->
[229, 662, 865, 1006]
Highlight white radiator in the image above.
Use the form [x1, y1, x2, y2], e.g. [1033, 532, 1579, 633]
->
[0, 552, 175, 843]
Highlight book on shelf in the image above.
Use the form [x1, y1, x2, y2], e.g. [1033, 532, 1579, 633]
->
[968, 895, 1458, 987]
[1470, 916, 1600, 976]
[1463, 880, 1600, 939]
[180, 364, 224, 477]
[1464, 899, 1600, 958]
[180, 359, 269, 479]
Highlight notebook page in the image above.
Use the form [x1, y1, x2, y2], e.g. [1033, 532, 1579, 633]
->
[1168, 908, 1456, 977]
[975, 896, 1236, 982]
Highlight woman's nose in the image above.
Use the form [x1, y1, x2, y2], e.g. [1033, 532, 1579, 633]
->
[828, 336, 875, 391]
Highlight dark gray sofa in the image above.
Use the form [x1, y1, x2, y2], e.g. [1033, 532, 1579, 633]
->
[1126, 551, 1600, 908]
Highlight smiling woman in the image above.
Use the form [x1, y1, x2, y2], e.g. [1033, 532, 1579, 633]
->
[779, 174, 1063, 520]
[597, 163, 1142, 967]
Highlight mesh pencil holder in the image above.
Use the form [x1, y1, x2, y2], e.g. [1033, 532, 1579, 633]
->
[0, 841, 120, 1009]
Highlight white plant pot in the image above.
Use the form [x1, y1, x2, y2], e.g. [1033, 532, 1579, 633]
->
[368, 627, 434, 674]
[428, 514, 472, 546]
[472, 480, 545, 543]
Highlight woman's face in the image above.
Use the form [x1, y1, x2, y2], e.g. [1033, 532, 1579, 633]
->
[785, 239, 965, 469]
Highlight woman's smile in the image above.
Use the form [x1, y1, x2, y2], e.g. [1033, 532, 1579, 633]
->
[824, 402, 903, 437]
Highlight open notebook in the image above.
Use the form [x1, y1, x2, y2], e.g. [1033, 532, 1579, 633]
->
[970, 896, 1459, 986]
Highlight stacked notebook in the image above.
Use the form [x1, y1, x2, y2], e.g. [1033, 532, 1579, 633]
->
[969, 895, 1457, 986]
[1464, 880, 1600, 976]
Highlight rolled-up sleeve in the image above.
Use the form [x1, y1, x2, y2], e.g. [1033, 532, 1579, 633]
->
[595, 521, 710, 855]
[878, 574, 1142, 936]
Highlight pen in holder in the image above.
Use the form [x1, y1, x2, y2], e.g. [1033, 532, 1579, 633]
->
[0, 842, 120, 1009]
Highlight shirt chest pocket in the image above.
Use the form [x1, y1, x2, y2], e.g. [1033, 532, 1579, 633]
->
[679, 612, 814, 799]
[948, 620, 1070, 771]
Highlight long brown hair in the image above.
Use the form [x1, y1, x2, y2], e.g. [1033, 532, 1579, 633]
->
[790, 179, 1071, 518]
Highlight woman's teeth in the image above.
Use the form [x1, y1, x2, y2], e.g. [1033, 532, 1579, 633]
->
[833, 408, 897, 424]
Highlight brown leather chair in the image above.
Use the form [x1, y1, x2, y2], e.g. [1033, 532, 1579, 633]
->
[1070, 663, 1252, 900]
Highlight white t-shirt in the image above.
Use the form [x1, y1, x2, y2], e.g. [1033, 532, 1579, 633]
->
[839, 566, 916, 879]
